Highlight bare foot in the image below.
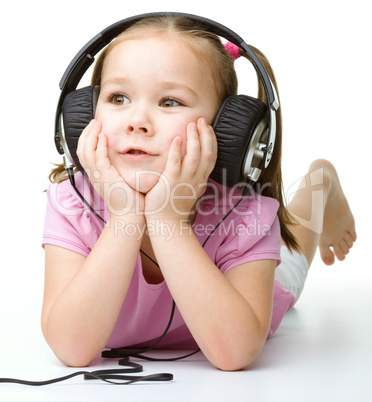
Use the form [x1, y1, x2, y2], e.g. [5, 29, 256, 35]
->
[316, 160, 357, 265]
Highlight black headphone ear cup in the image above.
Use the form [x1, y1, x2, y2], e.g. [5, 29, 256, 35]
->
[211, 95, 267, 187]
[62, 85, 100, 172]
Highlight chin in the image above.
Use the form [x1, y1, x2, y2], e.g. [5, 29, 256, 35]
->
[125, 171, 161, 194]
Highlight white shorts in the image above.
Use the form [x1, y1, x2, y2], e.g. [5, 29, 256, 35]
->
[275, 246, 309, 300]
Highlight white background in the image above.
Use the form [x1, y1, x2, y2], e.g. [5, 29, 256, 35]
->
[0, 0, 371, 401]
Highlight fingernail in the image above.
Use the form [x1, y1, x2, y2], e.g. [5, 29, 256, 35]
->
[200, 118, 207, 126]
[190, 123, 197, 131]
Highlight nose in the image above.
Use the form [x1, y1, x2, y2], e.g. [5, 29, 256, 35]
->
[125, 104, 154, 136]
[127, 124, 148, 134]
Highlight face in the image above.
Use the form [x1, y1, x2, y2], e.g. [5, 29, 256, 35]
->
[95, 34, 219, 193]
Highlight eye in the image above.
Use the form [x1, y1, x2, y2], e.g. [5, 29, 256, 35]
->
[160, 98, 182, 108]
[111, 94, 130, 105]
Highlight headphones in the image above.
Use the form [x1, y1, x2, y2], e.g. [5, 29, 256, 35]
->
[55, 12, 279, 188]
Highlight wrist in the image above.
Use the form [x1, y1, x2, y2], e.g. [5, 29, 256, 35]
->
[145, 203, 197, 224]
[145, 217, 193, 241]
[106, 212, 145, 237]
[109, 211, 145, 224]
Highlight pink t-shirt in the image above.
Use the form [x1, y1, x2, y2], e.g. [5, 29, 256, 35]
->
[42, 173, 294, 349]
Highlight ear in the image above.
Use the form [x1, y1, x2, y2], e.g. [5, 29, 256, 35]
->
[211, 95, 267, 186]
[61, 85, 100, 172]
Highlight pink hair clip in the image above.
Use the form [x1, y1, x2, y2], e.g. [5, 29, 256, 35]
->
[224, 42, 241, 61]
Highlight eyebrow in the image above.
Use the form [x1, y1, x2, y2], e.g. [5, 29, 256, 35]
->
[101, 77, 198, 98]
[159, 81, 198, 98]
[100, 77, 130, 88]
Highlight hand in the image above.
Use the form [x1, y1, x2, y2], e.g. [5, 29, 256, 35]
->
[76, 120, 145, 217]
[144, 118, 217, 222]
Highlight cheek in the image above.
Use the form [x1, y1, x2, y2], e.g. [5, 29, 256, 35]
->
[95, 103, 117, 134]
[166, 120, 189, 157]
[94, 106, 120, 152]
[94, 100, 104, 121]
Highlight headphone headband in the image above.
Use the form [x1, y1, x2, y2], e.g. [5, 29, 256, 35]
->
[59, 12, 276, 104]
[55, 12, 279, 168]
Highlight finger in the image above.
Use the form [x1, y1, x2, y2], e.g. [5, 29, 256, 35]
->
[182, 123, 201, 176]
[210, 126, 218, 163]
[96, 133, 111, 172]
[76, 119, 94, 164]
[77, 119, 97, 150]
[85, 120, 101, 152]
[165, 136, 182, 178]
[197, 118, 217, 178]
[79, 120, 101, 171]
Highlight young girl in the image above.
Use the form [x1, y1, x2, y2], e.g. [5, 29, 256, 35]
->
[42, 15, 356, 371]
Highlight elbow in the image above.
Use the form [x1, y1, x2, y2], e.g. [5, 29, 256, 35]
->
[56, 347, 97, 368]
[63, 357, 95, 369]
[50, 342, 99, 368]
[207, 330, 267, 372]
[45, 335, 99, 368]
[41, 320, 99, 368]
[211, 347, 262, 372]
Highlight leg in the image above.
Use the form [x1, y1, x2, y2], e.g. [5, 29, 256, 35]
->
[286, 159, 357, 266]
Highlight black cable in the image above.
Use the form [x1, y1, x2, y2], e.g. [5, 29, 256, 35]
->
[201, 180, 253, 248]
[102, 300, 178, 359]
[67, 168, 106, 224]
[1, 174, 254, 386]
[68, 171, 199, 362]
[103, 179, 254, 363]
[118, 349, 201, 363]
[0, 363, 173, 386]
[69, 173, 253, 363]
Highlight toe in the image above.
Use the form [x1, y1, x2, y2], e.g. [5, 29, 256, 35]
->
[344, 233, 354, 248]
[339, 239, 350, 256]
[334, 244, 346, 261]
[320, 245, 335, 265]
[348, 228, 357, 242]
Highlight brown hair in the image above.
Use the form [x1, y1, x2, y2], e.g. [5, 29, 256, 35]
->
[49, 15, 300, 252]
[240, 45, 300, 252]
[91, 15, 237, 102]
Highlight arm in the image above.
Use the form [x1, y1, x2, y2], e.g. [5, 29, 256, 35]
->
[42, 214, 144, 367]
[42, 121, 145, 367]
[145, 119, 276, 370]
[148, 221, 276, 371]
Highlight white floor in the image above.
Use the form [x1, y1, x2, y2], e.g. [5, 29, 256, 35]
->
[1, 1, 371, 401]
[1, 248, 371, 402]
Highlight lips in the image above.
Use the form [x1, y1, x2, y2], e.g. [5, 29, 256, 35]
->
[120, 146, 157, 158]
[127, 149, 147, 155]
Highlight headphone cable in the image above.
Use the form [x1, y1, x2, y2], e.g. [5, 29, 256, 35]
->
[0, 174, 254, 385]
[67, 172, 253, 361]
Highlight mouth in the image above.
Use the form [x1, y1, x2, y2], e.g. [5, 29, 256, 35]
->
[121, 147, 157, 159]
[127, 149, 148, 155]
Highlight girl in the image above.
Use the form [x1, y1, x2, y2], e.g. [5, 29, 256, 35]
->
[42, 15, 356, 371]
